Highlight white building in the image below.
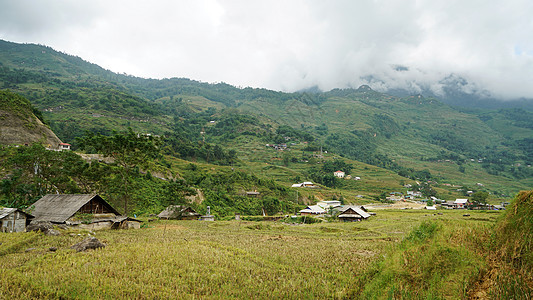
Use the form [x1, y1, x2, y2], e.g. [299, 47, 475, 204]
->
[299, 205, 326, 215]
[291, 182, 317, 188]
[59, 143, 71, 151]
[454, 199, 469, 209]
[317, 200, 342, 209]
[333, 170, 345, 178]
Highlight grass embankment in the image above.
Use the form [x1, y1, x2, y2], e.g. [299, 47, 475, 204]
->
[484, 190, 533, 298]
[351, 191, 533, 299]
[351, 219, 490, 299]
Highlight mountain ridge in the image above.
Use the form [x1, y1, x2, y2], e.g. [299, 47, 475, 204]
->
[0, 39, 532, 195]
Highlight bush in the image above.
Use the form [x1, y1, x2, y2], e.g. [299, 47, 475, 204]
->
[283, 215, 322, 224]
[405, 221, 439, 243]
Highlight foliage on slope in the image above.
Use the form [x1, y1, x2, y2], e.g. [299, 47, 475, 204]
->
[0, 127, 302, 217]
[0, 89, 44, 121]
[1, 39, 533, 194]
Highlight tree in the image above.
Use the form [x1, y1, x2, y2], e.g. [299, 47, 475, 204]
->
[471, 191, 489, 205]
[0, 144, 84, 208]
[282, 153, 290, 167]
[419, 182, 437, 198]
[78, 128, 160, 215]
[321, 160, 352, 174]
[162, 179, 197, 207]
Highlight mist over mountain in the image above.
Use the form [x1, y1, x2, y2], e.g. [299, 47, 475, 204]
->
[300, 67, 533, 111]
[362, 71, 533, 110]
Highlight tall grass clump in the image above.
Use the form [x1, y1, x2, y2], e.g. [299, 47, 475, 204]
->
[350, 220, 488, 299]
[488, 190, 533, 298]
[493, 190, 533, 273]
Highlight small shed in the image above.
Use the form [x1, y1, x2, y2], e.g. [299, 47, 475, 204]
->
[337, 206, 371, 222]
[292, 182, 318, 188]
[441, 201, 457, 209]
[0, 208, 34, 232]
[158, 205, 200, 220]
[199, 215, 215, 221]
[28, 194, 141, 230]
[245, 191, 261, 197]
[59, 143, 71, 151]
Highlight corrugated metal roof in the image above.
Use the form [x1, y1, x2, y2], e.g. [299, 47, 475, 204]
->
[0, 208, 16, 219]
[0, 207, 33, 219]
[299, 205, 326, 214]
[29, 194, 120, 223]
[338, 213, 363, 218]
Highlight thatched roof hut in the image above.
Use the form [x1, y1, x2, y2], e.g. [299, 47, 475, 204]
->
[28, 194, 141, 229]
[158, 205, 200, 220]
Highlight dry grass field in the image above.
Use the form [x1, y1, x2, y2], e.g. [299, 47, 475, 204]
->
[0, 210, 502, 299]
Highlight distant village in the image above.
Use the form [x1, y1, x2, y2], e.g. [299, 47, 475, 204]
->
[1, 142, 507, 234]
[1, 164, 508, 233]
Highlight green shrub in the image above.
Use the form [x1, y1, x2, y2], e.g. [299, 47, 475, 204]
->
[405, 220, 439, 243]
[283, 215, 322, 224]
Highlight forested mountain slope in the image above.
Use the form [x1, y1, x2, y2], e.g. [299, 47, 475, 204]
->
[1, 39, 532, 196]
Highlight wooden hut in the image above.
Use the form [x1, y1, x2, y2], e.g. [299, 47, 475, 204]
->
[29, 194, 141, 230]
[337, 206, 371, 222]
[0, 208, 34, 232]
[158, 205, 200, 220]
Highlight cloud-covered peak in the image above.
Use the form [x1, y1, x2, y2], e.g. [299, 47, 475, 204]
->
[1, 0, 532, 101]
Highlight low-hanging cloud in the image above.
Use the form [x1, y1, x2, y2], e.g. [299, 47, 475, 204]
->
[1, 0, 532, 100]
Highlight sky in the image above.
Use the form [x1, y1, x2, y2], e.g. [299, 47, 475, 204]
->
[1, 0, 533, 99]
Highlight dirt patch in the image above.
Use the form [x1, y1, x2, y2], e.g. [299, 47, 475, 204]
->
[261, 235, 301, 242]
[185, 188, 205, 204]
[0, 109, 62, 147]
[353, 250, 376, 257]
[365, 201, 426, 210]
[469, 264, 499, 300]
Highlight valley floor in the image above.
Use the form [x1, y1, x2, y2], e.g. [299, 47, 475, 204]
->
[0, 210, 508, 299]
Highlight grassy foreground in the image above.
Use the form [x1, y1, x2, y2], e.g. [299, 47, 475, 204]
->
[0, 209, 523, 299]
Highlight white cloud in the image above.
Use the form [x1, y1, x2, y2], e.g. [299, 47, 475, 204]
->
[1, 0, 533, 99]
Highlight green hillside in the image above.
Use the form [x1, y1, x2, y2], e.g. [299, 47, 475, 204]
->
[0, 39, 532, 199]
[0, 89, 62, 147]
